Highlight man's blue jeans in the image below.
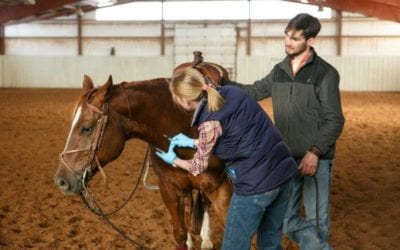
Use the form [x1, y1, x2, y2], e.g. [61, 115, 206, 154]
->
[283, 159, 333, 250]
[222, 180, 291, 250]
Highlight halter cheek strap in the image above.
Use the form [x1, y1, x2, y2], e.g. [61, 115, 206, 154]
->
[59, 88, 109, 188]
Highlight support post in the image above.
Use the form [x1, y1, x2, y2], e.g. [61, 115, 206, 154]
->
[0, 24, 5, 55]
[77, 13, 82, 56]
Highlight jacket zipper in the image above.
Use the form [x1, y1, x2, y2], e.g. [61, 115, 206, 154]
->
[287, 81, 294, 150]
[289, 81, 293, 103]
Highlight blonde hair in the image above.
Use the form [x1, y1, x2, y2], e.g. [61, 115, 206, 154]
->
[170, 67, 224, 112]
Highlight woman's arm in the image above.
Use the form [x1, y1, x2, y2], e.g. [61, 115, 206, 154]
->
[173, 120, 222, 175]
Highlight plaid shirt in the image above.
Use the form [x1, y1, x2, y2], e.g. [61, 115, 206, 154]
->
[188, 120, 222, 175]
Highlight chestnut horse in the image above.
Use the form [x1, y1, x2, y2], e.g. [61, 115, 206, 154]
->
[54, 68, 232, 248]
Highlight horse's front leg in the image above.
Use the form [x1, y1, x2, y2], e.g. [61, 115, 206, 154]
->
[158, 180, 191, 250]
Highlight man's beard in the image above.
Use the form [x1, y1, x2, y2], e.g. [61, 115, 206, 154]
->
[285, 44, 308, 58]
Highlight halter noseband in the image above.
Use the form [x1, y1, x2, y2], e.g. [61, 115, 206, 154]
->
[59, 88, 109, 189]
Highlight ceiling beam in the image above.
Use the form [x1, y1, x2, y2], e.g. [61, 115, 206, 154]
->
[0, 0, 79, 24]
[362, 0, 400, 8]
[287, 0, 400, 23]
[2, 0, 400, 24]
[322, 0, 400, 22]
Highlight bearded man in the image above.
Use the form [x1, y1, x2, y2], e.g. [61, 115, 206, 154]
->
[223, 13, 345, 250]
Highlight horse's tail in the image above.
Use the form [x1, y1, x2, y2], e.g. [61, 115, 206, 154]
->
[192, 191, 205, 234]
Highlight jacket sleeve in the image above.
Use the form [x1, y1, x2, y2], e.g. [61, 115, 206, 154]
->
[313, 69, 345, 155]
[188, 121, 222, 175]
[222, 67, 276, 101]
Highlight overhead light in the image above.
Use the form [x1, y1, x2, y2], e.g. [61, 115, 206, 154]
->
[97, 0, 116, 8]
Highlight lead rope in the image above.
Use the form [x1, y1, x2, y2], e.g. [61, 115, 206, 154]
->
[80, 144, 153, 249]
[142, 145, 159, 190]
[80, 189, 151, 250]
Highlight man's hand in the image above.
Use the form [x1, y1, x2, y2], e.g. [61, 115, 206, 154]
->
[299, 151, 319, 176]
[170, 133, 196, 149]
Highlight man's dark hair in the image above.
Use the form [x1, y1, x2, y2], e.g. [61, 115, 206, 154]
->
[285, 13, 321, 40]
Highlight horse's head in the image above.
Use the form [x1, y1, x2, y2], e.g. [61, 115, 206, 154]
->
[54, 75, 125, 194]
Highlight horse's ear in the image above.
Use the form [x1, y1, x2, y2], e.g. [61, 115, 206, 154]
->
[92, 75, 113, 107]
[82, 75, 94, 91]
[105, 75, 113, 86]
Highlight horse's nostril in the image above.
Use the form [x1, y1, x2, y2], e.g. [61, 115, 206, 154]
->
[56, 178, 70, 191]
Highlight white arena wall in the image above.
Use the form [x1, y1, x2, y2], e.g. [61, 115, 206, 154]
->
[2, 11, 400, 91]
[0, 56, 174, 88]
[1, 55, 399, 91]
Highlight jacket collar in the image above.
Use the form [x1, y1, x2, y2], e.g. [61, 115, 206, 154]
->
[280, 47, 317, 77]
[191, 98, 207, 127]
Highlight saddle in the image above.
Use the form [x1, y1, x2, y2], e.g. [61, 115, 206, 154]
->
[173, 51, 229, 86]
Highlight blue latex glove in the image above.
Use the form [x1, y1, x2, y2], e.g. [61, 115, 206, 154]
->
[170, 133, 196, 149]
[155, 148, 177, 166]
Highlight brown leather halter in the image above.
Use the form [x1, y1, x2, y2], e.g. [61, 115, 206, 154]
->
[58, 88, 109, 189]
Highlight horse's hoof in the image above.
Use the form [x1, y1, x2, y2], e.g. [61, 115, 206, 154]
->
[200, 239, 213, 249]
[176, 245, 188, 250]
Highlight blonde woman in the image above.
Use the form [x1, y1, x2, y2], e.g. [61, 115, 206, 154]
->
[156, 67, 298, 249]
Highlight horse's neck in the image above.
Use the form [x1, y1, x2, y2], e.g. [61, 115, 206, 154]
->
[112, 80, 193, 150]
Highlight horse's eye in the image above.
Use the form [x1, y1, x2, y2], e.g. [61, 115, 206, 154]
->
[80, 126, 93, 135]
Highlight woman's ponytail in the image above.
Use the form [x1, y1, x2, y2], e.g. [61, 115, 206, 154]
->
[205, 84, 224, 112]
[170, 67, 224, 112]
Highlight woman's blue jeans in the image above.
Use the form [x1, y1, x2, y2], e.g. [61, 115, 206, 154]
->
[222, 180, 291, 250]
[283, 159, 333, 250]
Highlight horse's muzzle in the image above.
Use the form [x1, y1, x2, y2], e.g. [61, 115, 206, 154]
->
[54, 171, 84, 195]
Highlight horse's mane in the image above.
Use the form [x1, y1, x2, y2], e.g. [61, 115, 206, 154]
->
[119, 77, 170, 89]
[115, 77, 183, 114]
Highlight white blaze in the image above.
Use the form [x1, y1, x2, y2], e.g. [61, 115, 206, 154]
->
[64, 106, 82, 151]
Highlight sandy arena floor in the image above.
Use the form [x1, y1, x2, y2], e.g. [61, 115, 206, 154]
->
[0, 88, 399, 249]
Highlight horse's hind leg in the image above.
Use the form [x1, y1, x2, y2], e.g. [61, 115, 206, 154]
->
[197, 181, 231, 249]
[207, 179, 232, 228]
[192, 192, 213, 249]
[200, 209, 213, 249]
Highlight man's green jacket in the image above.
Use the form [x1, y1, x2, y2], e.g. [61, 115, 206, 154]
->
[224, 49, 345, 159]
